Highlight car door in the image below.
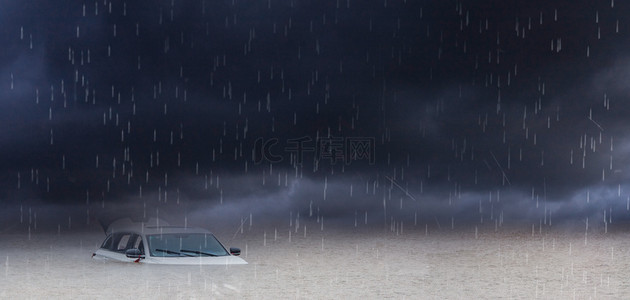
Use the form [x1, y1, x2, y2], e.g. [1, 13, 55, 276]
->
[95, 232, 143, 262]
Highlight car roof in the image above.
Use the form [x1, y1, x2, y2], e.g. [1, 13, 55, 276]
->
[106, 218, 212, 235]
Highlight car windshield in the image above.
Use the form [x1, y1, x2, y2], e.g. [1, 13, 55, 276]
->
[147, 233, 229, 257]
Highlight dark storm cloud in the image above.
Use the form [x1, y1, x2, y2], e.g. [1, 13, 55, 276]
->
[0, 50, 46, 149]
[3, 0, 630, 231]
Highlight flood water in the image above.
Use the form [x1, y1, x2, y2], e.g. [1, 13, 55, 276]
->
[2, 221, 630, 299]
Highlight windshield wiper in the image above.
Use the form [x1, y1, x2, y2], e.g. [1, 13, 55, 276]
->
[180, 249, 219, 257]
[155, 248, 194, 257]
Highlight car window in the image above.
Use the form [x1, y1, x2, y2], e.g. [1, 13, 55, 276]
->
[147, 233, 229, 257]
[133, 235, 142, 248]
[101, 233, 140, 252]
[117, 234, 131, 251]
[100, 235, 113, 249]
[133, 235, 144, 254]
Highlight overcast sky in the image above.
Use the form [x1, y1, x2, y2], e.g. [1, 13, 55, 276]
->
[2, 0, 630, 230]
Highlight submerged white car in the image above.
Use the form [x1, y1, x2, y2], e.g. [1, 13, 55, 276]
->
[92, 218, 247, 265]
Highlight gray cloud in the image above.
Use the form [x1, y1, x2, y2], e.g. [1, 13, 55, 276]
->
[3, 0, 630, 232]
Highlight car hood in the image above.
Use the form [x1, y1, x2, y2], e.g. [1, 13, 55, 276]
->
[141, 255, 248, 265]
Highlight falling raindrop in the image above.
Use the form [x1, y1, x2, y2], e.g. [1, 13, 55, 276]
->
[616, 20, 619, 33]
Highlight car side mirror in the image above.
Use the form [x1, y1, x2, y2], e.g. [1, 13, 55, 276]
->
[229, 247, 241, 256]
[125, 248, 144, 259]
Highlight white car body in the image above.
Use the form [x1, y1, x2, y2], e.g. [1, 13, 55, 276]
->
[92, 218, 247, 265]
